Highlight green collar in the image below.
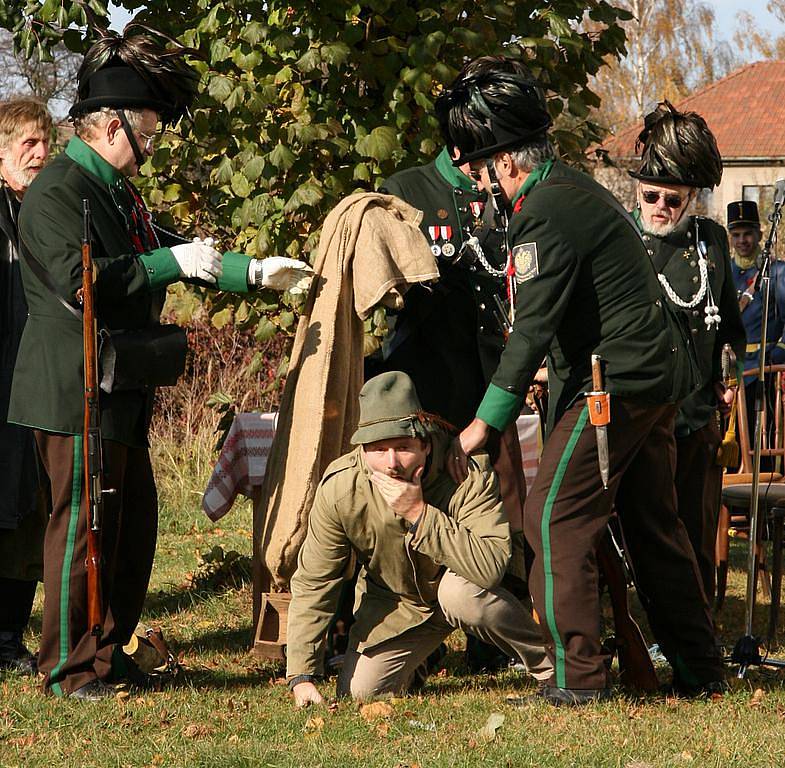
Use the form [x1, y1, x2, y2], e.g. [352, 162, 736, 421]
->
[434, 147, 476, 192]
[510, 158, 554, 209]
[65, 136, 124, 187]
[632, 206, 643, 231]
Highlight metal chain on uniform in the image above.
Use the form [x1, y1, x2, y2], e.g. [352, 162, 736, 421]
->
[656, 216, 721, 329]
[462, 234, 507, 277]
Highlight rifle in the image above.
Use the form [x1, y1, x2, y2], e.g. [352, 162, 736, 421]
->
[81, 198, 112, 637]
[596, 522, 659, 692]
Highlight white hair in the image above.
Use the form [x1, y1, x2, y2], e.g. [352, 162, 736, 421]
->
[73, 107, 146, 139]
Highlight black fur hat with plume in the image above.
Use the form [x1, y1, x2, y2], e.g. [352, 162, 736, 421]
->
[630, 100, 722, 188]
[69, 24, 199, 125]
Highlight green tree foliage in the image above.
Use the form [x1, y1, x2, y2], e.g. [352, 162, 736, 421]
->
[3, 0, 632, 338]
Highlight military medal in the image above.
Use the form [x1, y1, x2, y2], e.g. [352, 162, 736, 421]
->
[428, 226, 442, 257]
[437, 208, 449, 220]
[440, 227, 454, 258]
[470, 201, 484, 219]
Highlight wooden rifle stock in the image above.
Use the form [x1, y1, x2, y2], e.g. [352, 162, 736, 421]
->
[81, 199, 105, 637]
[597, 526, 659, 692]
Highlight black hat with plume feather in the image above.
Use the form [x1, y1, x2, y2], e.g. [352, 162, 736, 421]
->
[630, 100, 722, 188]
[436, 70, 552, 165]
[69, 24, 199, 125]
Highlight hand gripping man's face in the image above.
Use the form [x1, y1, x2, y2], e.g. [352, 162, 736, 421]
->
[362, 436, 430, 483]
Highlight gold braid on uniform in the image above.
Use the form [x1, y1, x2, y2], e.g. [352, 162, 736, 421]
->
[634, 100, 722, 189]
[76, 24, 200, 125]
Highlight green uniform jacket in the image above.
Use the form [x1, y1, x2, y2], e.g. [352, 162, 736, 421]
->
[286, 430, 510, 679]
[477, 161, 696, 432]
[372, 149, 507, 428]
[640, 213, 746, 436]
[9, 137, 251, 446]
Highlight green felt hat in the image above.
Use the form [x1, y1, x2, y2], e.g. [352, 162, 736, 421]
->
[350, 371, 429, 445]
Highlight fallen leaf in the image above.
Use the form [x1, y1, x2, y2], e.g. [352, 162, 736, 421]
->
[376, 722, 390, 737]
[183, 723, 214, 739]
[359, 701, 393, 722]
[679, 751, 693, 762]
[477, 712, 505, 742]
[750, 688, 765, 707]
[467, 738, 478, 749]
[305, 716, 324, 732]
[8, 734, 35, 748]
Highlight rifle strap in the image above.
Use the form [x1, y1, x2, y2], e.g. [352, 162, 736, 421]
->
[18, 240, 82, 322]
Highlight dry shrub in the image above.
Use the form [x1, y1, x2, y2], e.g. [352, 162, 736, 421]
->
[149, 307, 291, 528]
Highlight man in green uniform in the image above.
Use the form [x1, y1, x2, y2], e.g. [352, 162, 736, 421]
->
[629, 102, 746, 601]
[286, 371, 550, 705]
[0, 98, 52, 675]
[10, 31, 310, 700]
[441, 65, 725, 705]
[371, 56, 530, 671]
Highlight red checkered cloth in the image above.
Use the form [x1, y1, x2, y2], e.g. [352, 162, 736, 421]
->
[202, 412, 542, 521]
[202, 413, 279, 521]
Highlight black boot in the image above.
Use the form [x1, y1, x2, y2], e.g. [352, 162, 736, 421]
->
[0, 631, 37, 676]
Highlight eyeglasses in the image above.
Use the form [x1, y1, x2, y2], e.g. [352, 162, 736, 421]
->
[641, 190, 686, 208]
[468, 167, 484, 182]
[136, 130, 156, 154]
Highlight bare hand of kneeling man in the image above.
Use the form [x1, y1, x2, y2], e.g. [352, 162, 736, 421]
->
[370, 466, 425, 525]
[292, 680, 324, 708]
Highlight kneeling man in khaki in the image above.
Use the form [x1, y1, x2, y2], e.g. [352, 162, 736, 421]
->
[286, 370, 550, 705]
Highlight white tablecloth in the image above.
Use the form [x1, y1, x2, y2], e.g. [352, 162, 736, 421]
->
[203, 412, 542, 521]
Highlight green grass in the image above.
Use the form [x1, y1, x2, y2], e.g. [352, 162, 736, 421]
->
[2, 443, 785, 767]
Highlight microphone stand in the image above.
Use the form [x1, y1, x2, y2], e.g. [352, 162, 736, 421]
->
[731, 184, 785, 676]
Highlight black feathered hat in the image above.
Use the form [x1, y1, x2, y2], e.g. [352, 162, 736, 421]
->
[436, 71, 552, 165]
[630, 100, 722, 188]
[69, 25, 199, 125]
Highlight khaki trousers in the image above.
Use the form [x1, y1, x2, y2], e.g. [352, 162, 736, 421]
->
[336, 570, 550, 700]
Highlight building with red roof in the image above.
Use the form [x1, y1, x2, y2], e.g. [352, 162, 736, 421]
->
[597, 60, 785, 225]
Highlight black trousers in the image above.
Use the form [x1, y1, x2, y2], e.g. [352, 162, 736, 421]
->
[35, 432, 157, 695]
[524, 398, 723, 690]
[675, 422, 722, 602]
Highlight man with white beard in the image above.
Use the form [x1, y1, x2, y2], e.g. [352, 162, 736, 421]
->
[0, 98, 52, 675]
[629, 101, 745, 603]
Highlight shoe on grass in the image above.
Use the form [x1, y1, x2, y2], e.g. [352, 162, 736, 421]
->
[507, 685, 613, 707]
[69, 679, 116, 701]
[0, 631, 38, 676]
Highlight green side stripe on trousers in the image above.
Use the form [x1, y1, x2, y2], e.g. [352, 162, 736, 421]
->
[50, 435, 83, 697]
[541, 406, 589, 689]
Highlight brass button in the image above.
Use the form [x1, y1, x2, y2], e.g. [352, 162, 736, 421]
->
[692, 310, 699, 317]
[692, 275, 699, 283]
[691, 328, 698, 335]
[690, 260, 697, 268]
[479, 303, 486, 310]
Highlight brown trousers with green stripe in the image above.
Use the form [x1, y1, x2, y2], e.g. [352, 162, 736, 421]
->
[524, 398, 724, 691]
[35, 432, 157, 696]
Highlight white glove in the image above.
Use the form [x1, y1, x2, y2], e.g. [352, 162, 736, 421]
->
[249, 256, 313, 294]
[171, 239, 223, 283]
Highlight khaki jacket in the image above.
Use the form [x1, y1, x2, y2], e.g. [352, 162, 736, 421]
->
[286, 430, 510, 679]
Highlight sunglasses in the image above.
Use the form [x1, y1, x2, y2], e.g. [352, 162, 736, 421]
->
[641, 190, 686, 208]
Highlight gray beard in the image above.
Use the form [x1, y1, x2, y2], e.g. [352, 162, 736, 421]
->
[4, 162, 39, 191]
[642, 219, 677, 237]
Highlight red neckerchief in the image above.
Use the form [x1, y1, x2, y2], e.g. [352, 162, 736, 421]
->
[123, 180, 159, 254]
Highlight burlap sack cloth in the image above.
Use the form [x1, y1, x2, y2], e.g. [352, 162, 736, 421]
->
[257, 192, 438, 588]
